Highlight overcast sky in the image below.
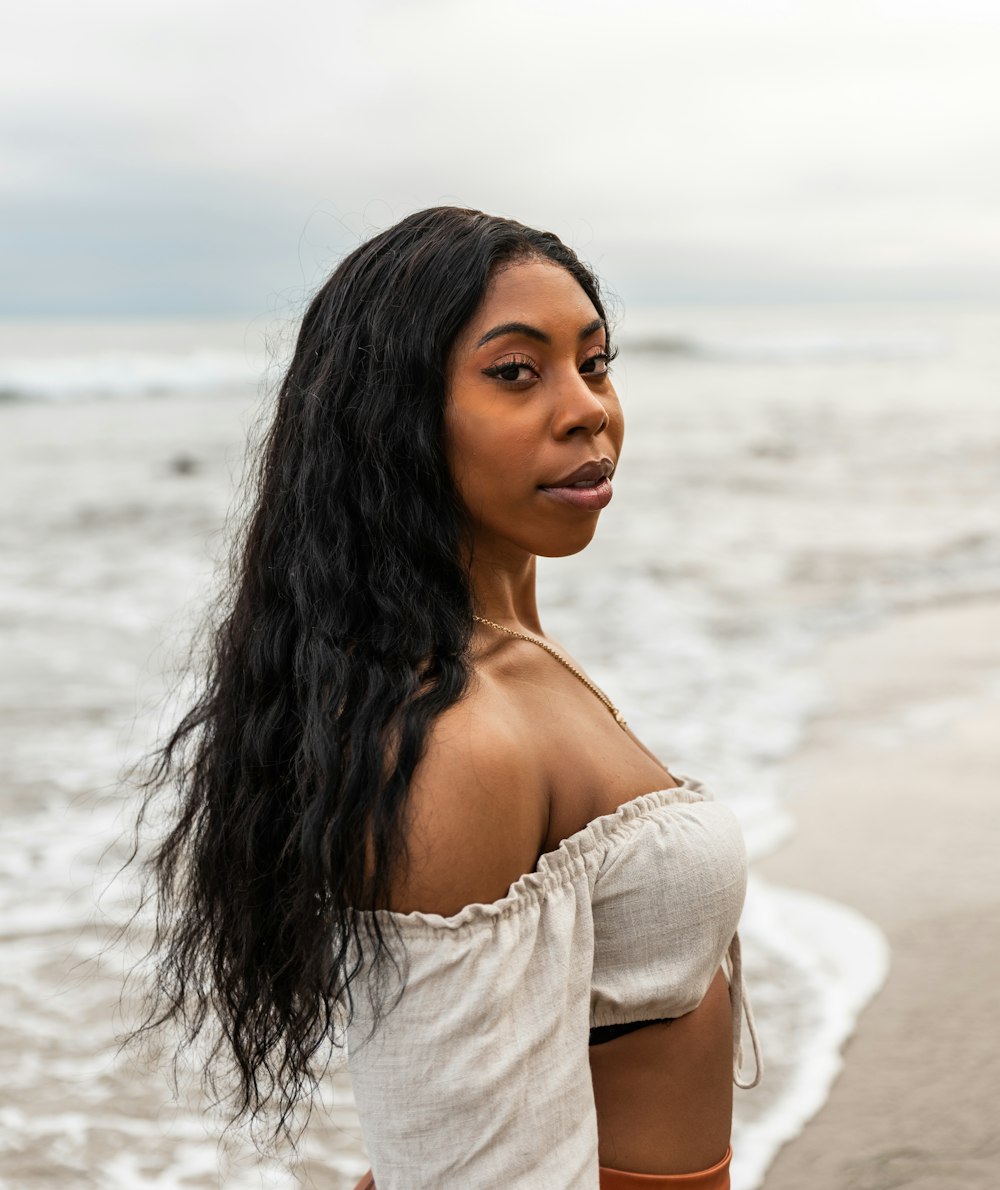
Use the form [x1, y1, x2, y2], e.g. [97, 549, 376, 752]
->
[3, 0, 1000, 315]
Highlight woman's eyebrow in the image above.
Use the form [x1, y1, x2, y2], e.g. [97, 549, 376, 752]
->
[475, 316, 606, 348]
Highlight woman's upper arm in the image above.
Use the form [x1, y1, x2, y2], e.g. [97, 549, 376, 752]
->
[351, 693, 601, 1188]
[388, 697, 550, 916]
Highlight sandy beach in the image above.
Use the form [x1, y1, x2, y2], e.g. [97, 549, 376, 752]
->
[758, 597, 1000, 1190]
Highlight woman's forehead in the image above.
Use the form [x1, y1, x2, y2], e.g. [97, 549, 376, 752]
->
[463, 259, 601, 342]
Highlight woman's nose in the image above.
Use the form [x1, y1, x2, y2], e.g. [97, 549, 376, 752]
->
[552, 373, 610, 438]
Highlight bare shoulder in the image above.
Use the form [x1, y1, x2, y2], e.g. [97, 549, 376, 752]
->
[388, 670, 550, 916]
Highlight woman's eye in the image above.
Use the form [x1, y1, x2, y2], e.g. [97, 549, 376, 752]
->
[497, 362, 533, 382]
[580, 352, 612, 377]
[482, 358, 537, 384]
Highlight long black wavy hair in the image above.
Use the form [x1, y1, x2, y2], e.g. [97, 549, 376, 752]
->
[133, 205, 612, 1140]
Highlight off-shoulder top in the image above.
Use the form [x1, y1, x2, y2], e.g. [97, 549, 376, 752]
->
[345, 772, 762, 1190]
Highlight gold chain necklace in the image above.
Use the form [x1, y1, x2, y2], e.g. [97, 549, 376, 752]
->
[473, 615, 628, 731]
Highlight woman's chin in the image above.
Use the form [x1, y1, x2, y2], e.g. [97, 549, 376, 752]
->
[533, 523, 602, 559]
[470, 510, 604, 561]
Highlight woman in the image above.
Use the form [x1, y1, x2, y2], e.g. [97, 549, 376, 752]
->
[138, 206, 760, 1189]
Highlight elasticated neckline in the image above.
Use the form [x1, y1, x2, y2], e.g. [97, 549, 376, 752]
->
[366, 774, 706, 932]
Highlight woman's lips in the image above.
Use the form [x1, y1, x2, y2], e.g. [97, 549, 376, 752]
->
[538, 476, 613, 511]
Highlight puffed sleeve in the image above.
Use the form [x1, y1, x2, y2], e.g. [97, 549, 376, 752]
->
[346, 852, 601, 1190]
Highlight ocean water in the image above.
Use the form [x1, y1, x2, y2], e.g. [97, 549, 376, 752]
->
[1, 303, 998, 1187]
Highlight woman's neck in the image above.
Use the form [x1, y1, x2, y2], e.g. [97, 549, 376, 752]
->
[467, 543, 541, 632]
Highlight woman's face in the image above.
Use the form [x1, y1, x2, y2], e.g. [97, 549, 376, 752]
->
[444, 257, 624, 562]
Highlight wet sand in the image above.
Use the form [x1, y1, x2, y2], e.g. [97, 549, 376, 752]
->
[759, 598, 1000, 1190]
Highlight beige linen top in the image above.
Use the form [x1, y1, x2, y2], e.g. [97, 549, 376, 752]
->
[346, 772, 762, 1189]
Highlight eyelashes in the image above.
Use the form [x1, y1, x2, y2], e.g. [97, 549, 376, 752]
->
[481, 345, 617, 386]
[481, 354, 540, 384]
[581, 345, 618, 377]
